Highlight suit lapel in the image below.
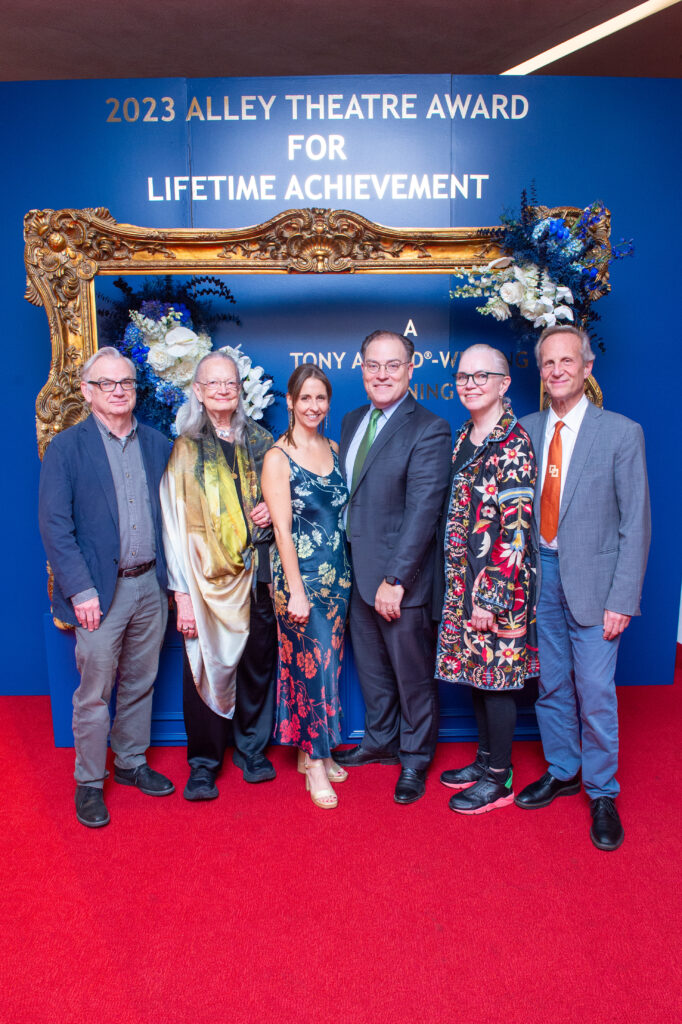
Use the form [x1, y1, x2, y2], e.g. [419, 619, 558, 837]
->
[82, 414, 119, 530]
[351, 396, 414, 494]
[559, 402, 602, 523]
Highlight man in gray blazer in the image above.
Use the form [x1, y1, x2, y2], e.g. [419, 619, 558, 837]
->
[39, 347, 174, 829]
[515, 326, 650, 850]
[335, 330, 452, 804]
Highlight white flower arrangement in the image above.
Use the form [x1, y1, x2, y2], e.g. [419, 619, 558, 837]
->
[130, 309, 212, 390]
[129, 308, 275, 420]
[452, 256, 575, 330]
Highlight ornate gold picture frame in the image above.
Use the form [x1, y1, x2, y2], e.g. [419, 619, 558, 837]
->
[25, 205, 611, 455]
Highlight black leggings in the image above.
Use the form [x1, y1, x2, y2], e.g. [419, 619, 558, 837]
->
[471, 688, 517, 771]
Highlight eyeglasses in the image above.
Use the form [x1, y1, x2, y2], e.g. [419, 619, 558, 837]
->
[362, 360, 411, 376]
[86, 378, 137, 392]
[454, 371, 507, 388]
[197, 379, 240, 394]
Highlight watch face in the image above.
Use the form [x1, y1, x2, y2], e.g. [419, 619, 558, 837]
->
[385, 576, 401, 586]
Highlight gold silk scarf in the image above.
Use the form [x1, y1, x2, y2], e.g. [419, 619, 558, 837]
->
[160, 421, 273, 718]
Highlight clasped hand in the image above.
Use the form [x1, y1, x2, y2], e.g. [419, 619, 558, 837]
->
[470, 603, 496, 632]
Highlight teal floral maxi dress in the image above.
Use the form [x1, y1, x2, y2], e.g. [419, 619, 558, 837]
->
[273, 446, 352, 758]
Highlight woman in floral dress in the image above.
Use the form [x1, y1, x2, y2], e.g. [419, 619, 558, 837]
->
[436, 344, 538, 815]
[261, 365, 352, 809]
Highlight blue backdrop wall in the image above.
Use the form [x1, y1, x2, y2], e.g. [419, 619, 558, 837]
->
[2, 74, 680, 708]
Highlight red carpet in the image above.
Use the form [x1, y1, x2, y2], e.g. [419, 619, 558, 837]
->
[1, 682, 680, 1024]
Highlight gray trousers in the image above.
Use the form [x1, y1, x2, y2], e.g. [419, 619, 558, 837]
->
[73, 568, 167, 787]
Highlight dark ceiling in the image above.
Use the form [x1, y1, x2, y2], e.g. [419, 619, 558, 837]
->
[2, 0, 681, 81]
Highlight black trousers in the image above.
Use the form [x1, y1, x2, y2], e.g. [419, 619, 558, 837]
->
[348, 581, 439, 771]
[183, 582, 277, 771]
[471, 688, 517, 771]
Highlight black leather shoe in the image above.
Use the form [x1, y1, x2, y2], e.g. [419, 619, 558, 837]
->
[590, 796, 624, 851]
[440, 752, 488, 790]
[183, 765, 219, 801]
[334, 745, 400, 767]
[394, 767, 427, 804]
[232, 749, 277, 783]
[514, 770, 581, 808]
[75, 785, 110, 828]
[114, 763, 175, 796]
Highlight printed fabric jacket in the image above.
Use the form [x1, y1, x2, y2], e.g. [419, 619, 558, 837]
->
[436, 406, 538, 690]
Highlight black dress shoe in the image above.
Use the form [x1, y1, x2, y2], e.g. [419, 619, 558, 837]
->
[514, 770, 581, 809]
[183, 765, 219, 801]
[114, 763, 175, 796]
[75, 785, 110, 828]
[590, 797, 624, 851]
[334, 745, 400, 767]
[232, 749, 277, 783]
[394, 767, 427, 804]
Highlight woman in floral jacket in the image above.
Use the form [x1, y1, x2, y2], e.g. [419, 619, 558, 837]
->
[436, 344, 538, 814]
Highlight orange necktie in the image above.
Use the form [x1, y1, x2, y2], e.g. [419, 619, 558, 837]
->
[540, 420, 565, 543]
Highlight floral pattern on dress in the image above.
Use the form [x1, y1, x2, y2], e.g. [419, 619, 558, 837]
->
[436, 408, 539, 691]
[273, 447, 352, 757]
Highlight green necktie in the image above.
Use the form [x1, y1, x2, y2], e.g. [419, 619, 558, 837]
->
[348, 408, 382, 535]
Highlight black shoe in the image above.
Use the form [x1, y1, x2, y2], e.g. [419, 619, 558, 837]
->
[394, 767, 427, 804]
[449, 768, 514, 815]
[183, 765, 219, 801]
[514, 770, 581, 809]
[232, 749, 276, 783]
[590, 797, 624, 851]
[440, 752, 489, 790]
[114, 763, 175, 796]
[75, 785, 110, 828]
[334, 745, 400, 767]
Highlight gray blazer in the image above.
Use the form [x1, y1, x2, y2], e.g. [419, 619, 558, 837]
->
[521, 401, 651, 627]
[340, 394, 452, 608]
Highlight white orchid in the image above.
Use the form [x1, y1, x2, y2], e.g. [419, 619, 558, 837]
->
[218, 343, 275, 419]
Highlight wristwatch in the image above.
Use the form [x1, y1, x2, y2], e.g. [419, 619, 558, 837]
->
[384, 576, 402, 586]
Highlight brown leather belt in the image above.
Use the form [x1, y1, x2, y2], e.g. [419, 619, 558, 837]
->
[118, 559, 155, 579]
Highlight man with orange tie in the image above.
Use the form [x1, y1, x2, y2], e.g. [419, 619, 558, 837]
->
[515, 326, 650, 850]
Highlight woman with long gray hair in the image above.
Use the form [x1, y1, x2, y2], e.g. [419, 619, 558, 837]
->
[160, 351, 277, 801]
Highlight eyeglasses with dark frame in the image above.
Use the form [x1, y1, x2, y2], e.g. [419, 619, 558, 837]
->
[86, 378, 137, 392]
[362, 359, 411, 376]
[196, 379, 241, 394]
[454, 371, 507, 388]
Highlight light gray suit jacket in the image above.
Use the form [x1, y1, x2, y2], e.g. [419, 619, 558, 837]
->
[521, 401, 651, 627]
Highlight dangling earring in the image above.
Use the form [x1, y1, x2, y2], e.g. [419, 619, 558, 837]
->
[288, 408, 294, 430]
[324, 413, 329, 434]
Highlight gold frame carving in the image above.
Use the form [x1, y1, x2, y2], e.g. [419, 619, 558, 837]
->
[25, 205, 611, 454]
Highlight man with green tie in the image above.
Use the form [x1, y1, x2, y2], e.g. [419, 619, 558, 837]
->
[336, 330, 451, 804]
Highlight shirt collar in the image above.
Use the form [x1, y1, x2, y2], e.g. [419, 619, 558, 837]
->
[371, 391, 409, 421]
[547, 394, 588, 433]
[94, 412, 138, 444]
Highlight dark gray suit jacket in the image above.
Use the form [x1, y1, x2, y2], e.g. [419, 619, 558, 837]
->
[340, 394, 452, 608]
[38, 413, 170, 626]
[521, 401, 650, 626]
